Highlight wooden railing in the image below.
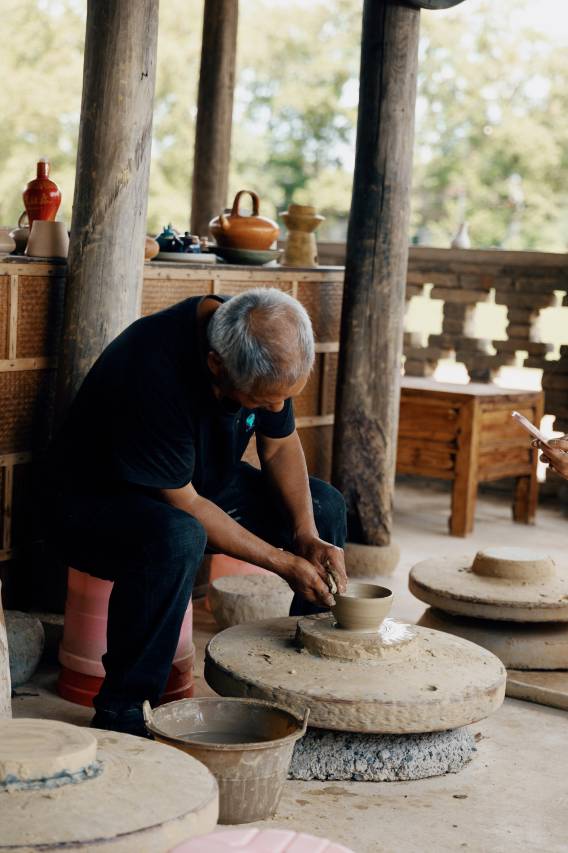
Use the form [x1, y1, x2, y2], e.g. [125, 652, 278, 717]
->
[318, 243, 568, 433]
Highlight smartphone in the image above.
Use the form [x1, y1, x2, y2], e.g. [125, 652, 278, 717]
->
[512, 411, 551, 447]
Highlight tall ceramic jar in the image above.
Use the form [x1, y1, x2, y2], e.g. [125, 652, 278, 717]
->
[22, 159, 61, 226]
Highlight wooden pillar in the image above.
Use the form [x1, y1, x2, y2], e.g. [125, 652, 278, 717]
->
[56, 0, 159, 417]
[332, 1, 421, 549]
[190, 0, 239, 237]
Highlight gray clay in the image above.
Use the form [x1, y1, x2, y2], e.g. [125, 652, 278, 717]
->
[289, 726, 476, 782]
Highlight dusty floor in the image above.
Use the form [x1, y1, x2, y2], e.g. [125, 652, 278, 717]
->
[11, 483, 568, 853]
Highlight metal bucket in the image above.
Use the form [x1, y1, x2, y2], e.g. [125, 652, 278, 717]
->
[143, 697, 308, 824]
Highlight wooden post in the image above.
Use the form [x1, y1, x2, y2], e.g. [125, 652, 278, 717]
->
[190, 0, 239, 237]
[56, 0, 159, 417]
[332, 1, 421, 552]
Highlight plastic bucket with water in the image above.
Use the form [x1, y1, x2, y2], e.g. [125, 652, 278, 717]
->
[144, 697, 309, 824]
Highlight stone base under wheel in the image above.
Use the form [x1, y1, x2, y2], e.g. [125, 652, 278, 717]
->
[289, 727, 476, 782]
[418, 607, 568, 670]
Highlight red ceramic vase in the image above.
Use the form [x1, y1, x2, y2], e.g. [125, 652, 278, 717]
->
[22, 159, 61, 226]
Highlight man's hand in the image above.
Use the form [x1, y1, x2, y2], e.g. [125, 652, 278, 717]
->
[534, 436, 568, 481]
[280, 552, 336, 608]
[293, 533, 348, 597]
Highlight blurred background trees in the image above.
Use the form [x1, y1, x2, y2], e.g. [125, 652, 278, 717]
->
[1, 0, 566, 249]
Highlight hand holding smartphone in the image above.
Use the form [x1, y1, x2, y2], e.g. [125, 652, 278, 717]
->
[511, 411, 550, 447]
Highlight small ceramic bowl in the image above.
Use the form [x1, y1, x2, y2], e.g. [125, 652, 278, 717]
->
[331, 581, 393, 632]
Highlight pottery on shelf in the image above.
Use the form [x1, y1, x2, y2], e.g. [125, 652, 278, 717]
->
[279, 203, 325, 267]
[155, 224, 184, 253]
[0, 228, 16, 255]
[26, 220, 69, 259]
[212, 246, 282, 266]
[10, 212, 30, 254]
[145, 235, 159, 261]
[450, 221, 471, 249]
[209, 190, 279, 251]
[331, 581, 393, 632]
[22, 159, 61, 226]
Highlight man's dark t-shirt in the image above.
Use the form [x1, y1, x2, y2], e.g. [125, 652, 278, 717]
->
[46, 296, 295, 498]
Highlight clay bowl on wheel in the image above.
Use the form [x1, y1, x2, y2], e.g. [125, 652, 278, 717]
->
[331, 581, 393, 632]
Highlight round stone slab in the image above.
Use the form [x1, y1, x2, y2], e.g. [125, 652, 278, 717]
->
[209, 573, 293, 630]
[418, 607, 568, 670]
[205, 617, 506, 734]
[0, 726, 218, 851]
[289, 726, 475, 782]
[0, 719, 96, 783]
[296, 614, 417, 662]
[410, 555, 568, 622]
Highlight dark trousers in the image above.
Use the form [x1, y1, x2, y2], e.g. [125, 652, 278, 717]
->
[44, 463, 347, 713]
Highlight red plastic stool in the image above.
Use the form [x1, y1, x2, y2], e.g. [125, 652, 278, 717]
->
[58, 567, 194, 707]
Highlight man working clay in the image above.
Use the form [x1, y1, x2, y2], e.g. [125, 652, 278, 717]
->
[41, 288, 347, 736]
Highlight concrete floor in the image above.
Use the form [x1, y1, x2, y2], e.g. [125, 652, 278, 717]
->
[11, 483, 568, 853]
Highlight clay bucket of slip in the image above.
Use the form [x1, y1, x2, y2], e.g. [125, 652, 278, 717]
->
[332, 581, 393, 632]
[144, 697, 309, 824]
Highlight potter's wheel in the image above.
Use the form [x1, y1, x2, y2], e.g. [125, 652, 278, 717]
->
[409, 547, 568, 622]
[205, 613, 505, 734]
[0, 719, 218, 851]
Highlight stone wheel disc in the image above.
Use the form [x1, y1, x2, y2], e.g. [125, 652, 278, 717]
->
[419, 608, 568, 670]
[0, 727, 218, 851]
[205, 617, 506, 734]
[410, 555, 568, 622]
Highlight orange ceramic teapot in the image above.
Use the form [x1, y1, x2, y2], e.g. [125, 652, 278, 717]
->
[209, 190, 279, 251]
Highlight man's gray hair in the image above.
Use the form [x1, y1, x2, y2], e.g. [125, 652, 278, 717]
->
[207, 288, 315, 392]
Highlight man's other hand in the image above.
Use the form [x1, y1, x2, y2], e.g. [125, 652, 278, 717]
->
[281, 553, 336, 607]
[534, 436, 568, 481]
[293, 534, 347, 596]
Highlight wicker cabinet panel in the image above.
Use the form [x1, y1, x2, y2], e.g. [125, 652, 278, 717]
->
[16, 275, 65, 358]
[297, 279, 343, 341]
[0, 371, 53, 454]
[297, 425, 333, 481]
[142, 278, 212, 316]
[0, 277, 9, 360]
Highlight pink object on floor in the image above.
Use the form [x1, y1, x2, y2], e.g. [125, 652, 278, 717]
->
[58, 567, 193, 706]
[206, 554, 270, 611]
[171, 828, 355, 852]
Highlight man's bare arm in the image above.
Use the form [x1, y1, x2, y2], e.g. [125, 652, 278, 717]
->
[257, 430, 347, 593]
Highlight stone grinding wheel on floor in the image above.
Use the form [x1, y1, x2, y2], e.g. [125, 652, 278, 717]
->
[205, 613, 506, 781]
[410, 546, 568, 712]
[0, 718, 218, 851]
[410, 547, 568, 622]
[410, 547, 568, 673]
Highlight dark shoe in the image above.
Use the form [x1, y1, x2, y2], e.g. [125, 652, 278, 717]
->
[91, 706, 152, 739]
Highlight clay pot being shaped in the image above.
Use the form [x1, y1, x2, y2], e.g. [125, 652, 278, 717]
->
[9, 212, 30, 254]
[22, 159, 61, 226]
[0, 228, 16, 255]
[26, 220, 69, 259]
[209, 190, 279, 251]
[332, 582, 393, 632]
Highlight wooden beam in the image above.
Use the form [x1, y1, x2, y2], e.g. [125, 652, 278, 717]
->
[332, 0, 421, 546]
[55, 0, 159, 417]
[191, 0, 239, 237]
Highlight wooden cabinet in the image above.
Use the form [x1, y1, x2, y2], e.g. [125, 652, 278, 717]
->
[397, 378, 544, 536]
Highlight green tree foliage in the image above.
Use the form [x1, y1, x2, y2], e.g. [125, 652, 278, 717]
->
[0, 0, 566, 249]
